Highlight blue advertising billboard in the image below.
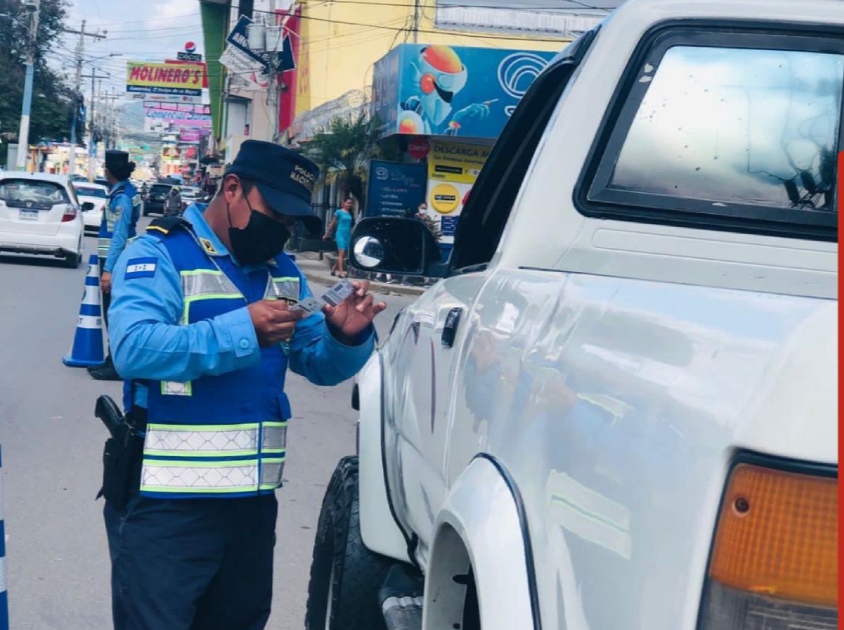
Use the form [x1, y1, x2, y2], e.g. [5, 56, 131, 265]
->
[373, 44, 556, 140]
[366, 160, 428, 217]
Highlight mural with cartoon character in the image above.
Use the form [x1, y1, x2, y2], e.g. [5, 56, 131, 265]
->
[399, 45, 494, 136]
[373, 43, 556, 139]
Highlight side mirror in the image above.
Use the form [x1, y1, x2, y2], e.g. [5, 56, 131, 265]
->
[81, 202, 95, 211]
[349, 217, 443, 277]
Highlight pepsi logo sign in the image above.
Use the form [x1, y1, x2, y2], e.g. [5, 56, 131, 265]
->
[185, 42, 197, 54]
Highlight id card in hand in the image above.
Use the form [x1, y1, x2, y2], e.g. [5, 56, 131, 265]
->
[289, 297, 322, 316]
[322, 279, 355, 307]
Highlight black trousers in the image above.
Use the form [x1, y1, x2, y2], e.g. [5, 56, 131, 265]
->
[104, 490, 278, 630]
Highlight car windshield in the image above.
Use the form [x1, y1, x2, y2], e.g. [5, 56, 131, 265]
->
[150, 185, 171, 195]
[0, 179, 69, 208]
[75, 186, 107, 199]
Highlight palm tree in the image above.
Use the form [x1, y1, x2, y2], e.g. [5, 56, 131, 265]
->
[303, 110, 380, 209]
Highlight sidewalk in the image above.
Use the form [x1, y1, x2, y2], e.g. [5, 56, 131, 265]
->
[291, 251, 426, 297]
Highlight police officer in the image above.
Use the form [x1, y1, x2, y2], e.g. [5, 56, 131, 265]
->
[88, 150, 142, 381]
[104, 140, 386, 630]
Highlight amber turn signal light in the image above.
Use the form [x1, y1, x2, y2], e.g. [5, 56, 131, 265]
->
[709, 463, 837, 607]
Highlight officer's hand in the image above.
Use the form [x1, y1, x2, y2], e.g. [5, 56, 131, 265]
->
[101, 271, 112, 294]
[323, 280, 387, 342]
[248, 300, 305, 347]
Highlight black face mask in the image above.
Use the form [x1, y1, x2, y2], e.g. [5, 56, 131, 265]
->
[227, 197, 291, 266]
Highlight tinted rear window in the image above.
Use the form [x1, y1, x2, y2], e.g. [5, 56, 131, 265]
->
[610, 46, 841, 211]
[581, 28, 842, 241]
[0, 179, 69, 209]
[150, 185, 171, 194]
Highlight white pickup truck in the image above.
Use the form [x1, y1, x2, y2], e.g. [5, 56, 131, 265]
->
[305, 1, 840, 629]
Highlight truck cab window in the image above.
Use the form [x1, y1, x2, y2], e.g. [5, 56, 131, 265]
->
[613, 46, 841, 211]
[582, 28, 843, 241]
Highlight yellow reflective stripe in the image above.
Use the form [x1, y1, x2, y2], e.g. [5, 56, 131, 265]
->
[182, 294, 244, 325]
[141, 459, 259, 493]
[147, 423, 260, 432]
[144, 423, 260, 457]
[160, 381, 192, 396]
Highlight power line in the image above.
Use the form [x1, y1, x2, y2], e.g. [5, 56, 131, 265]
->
[253, 8, 573, 42]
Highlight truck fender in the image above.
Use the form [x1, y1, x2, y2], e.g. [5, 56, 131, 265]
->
[357, 353, 411, 563]
[424, 455, 539, 630]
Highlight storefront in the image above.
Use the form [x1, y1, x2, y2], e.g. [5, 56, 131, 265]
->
[371, 43, 556, 257]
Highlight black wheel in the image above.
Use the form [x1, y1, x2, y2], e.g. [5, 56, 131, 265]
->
[63, 252, 81, 269]
[305, 456, 392, 630]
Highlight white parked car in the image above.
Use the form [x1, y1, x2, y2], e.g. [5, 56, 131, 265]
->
[73, 182, 109, 234]
[0, 173, 84, 268]
[306, 1, 839, 629]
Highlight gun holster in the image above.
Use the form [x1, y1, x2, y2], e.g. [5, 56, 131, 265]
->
[95, 395, 145, 511]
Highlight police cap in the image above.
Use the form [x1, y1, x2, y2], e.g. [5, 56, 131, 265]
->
[227, 140, 322, 233]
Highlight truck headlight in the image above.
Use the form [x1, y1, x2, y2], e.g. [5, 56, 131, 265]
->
[698, 461, 837, 630]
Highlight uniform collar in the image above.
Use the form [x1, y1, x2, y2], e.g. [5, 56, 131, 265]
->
[182, 203, 281, 270]
[110, 179, 135, 196]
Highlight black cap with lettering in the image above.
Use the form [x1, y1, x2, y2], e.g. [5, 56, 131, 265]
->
[227, 140, 322, 232]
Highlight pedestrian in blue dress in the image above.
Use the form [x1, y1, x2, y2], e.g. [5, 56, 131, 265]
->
[323, 197, 354, 277]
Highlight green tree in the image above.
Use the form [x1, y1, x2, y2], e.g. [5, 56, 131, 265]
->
[0, 0, 81, 146]
[304, 110, 380, 208]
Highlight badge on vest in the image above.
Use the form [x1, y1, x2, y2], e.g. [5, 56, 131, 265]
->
[199, 238, 217, 255]
[125, 257, 158, 279]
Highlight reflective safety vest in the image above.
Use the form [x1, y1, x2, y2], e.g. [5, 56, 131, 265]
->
[98, 180, 141, 259]
[135, 218, 303, 499]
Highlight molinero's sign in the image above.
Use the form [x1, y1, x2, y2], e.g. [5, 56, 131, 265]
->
[126, 61, 205, 96]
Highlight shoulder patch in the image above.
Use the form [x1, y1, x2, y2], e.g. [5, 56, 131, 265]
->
[146, 216, 191, 236]
[199, 237, 217, 254]
[124, 257, 158, 280]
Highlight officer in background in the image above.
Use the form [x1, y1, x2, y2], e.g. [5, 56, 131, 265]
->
[104, 140, 386, 630]
[88, 150, 142, 381]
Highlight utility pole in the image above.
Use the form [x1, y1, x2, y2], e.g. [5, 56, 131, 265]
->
[101, 89, 119, 150]
[62, 20, 106, 175]
[15, 0, 40, 171]
[411, 0, 420, 43]
[102, 87, 120, 149]
[82, 68, 109, 181]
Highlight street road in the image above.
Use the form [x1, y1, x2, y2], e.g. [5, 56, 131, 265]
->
[0, 229, 414, 630]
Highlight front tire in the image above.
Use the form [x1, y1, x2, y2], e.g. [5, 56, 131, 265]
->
[305, 456, 392, 630]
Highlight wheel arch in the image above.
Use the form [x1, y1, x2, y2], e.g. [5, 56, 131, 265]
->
[423, 455, 541, 630]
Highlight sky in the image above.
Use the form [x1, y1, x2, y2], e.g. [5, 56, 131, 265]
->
[51, 0, 204, 99]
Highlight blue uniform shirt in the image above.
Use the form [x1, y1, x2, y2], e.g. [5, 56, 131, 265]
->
[103, 180, 141, 273]
[109, 204, 376, 409]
